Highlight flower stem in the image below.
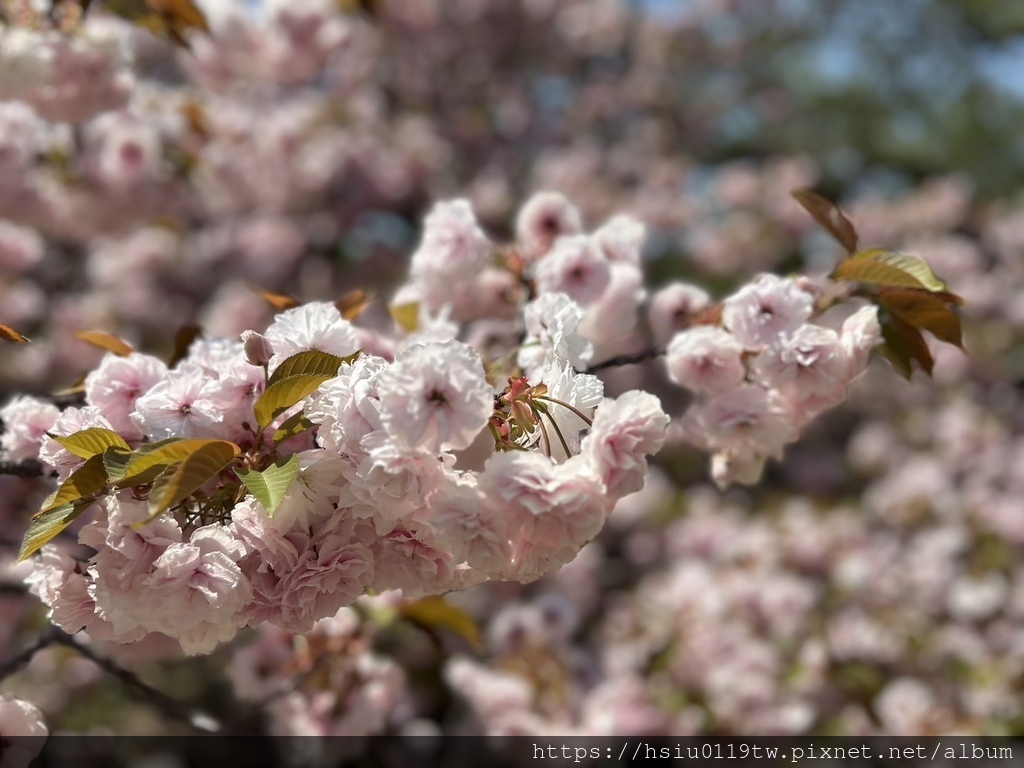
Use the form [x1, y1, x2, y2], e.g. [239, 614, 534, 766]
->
[535, 395, 593, 426]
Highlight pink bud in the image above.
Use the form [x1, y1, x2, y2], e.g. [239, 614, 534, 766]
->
[241, 330, 274, 366]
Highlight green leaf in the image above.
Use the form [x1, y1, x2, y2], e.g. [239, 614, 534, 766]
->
[102, 445, 133, 484]
[52, 428, 130, 460]
[389, 302, 420, 333]
[792, 188, 858, 253]
[877, 287, 965, 349]
[17, 500, 95, 562]
[146, 440, 239, 516]
[273, 412, 315, 444]
[238, 455, 299, 517]
[400, 596, 482, 651]
[834, 249, 950, 292]
[268, 349, 355, 386]
[117, 438, 237, 488]
[38, 453, 111, 515]
[254, 374, 336, 429]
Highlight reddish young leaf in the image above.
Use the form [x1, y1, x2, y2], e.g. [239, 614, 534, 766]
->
[878, 312, 934, 379]
[876, 287, 965, 349]
[335, 289, 373, 321]
[0, 324, 29, 343]
[256, 289, 301, 310]
[103, 0, 209, 47]
[76, 331, 134, 357]
[792, 188, 859, 253]
[168, 323, 202, 367]
[834, 248, 954, 294]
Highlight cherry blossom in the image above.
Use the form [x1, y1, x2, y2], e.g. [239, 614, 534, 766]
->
[0, 695, 47, 768]
[722, 274, 815, 349]
[666, 326, 747, 395]
[376, 339, 493, 453]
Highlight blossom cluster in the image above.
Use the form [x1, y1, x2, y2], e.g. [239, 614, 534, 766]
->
[1, 191, 690, 655]
[444, 385, 1024, 737]
[666, 275, 881, 488]
[0, 0, 983, 739]
[0, 163, 994, 737]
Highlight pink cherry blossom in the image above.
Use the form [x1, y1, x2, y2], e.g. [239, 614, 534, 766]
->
[648, 282, 712, 346]
[409, 199, 493, 309]
[533, 234, 611, 306]
[0, 395, 60, 461]
[84, 351, 168, 438]
[515, 191, 583, 261]
[580, 262, 645, 351]
[264, 301, 360, 373]
[684, 383, 796, 462]
[722, 274, 814, 349]
[0, 695, 47, 768]
[306, 354, 389, 456]
[518, 292, 593, 380]
[841, 305, 883, 375]
[593, 213, 645, 265]
[582, 390, 669, 497]
[139, 524, 252, 655]
[422, 483, 513, 574]
[130, 364, 226, 440]
[666, 326, 747, 394]
[235, 501, 374, 634]
[368, 523, 455, 597]
[751, 323, 849, 403]
[376, 340, 493, 453]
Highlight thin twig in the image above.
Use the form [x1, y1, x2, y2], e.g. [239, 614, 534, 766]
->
[0, 625, 61, 682]
[542, 409, 572, 459]
[535, 395, 593, 427]
[582, 347, 664, 374]
[50, 629, 224, 734]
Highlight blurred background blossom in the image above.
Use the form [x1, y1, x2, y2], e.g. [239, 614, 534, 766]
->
[2, 0, 1024, 738]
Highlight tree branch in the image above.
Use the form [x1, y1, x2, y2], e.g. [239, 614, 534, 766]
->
[583, 347, 664, 374]
[0, 625, 224, 734]
[50, 630, 224, 734]
[0, 625, 60, 682]
[0, 459, 48, 478]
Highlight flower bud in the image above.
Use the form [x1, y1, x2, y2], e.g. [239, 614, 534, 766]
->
[241, 330, 274, 366]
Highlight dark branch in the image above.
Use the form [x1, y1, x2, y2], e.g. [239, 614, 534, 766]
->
[0, 624, 224, 734]
[0, 459, 48, 478]
[0, 626, 60, 682]
[583, 347, 664, 374]
[50, 630, 224, 734]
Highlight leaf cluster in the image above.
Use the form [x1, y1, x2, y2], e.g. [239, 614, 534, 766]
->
[17, 349, 358, 562]
[793, 189, 965, 378]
